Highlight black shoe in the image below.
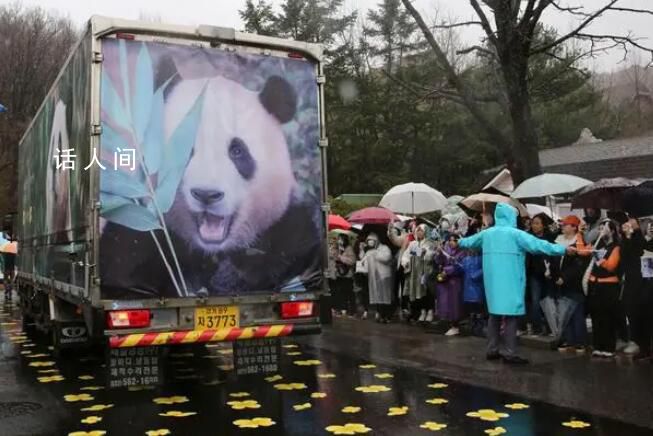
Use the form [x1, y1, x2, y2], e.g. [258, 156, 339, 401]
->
[486, 353, 501, 361]
[502, 356, 530, 365]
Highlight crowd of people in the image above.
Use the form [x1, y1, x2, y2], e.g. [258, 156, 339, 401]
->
[327, 205, 653, 364]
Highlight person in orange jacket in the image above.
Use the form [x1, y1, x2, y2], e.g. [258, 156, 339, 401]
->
[587, 219, 622, 358]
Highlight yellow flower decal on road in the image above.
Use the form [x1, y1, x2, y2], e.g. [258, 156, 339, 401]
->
[38, 375, 64, 383]
[293, 359, 322, 366]
[153, 396, 189, 405]
[22, 344, 36, 348]
[466, 409, 509, 422]
[427, 383, 448, 389]
[311, 392, 327, 399]
[216, 349, 233, 355]
[355, 385, 391, 393]
[145, 430, 171, 436]
[342, 406, 362, 414]
[374, 373, 393, 379]
[420, 422, 447, 431]
[387, 406, 409, 416]
[81, 405, 114, 412]
[158, 411, 197, 418]
[283, 344, 299, 349]
[505, 403, 529, 410]
[485, 427, 507, 436]
[228, 392, 250, 398]
[273, 383, 307, 391]
[426, 398, 449, 405]
[326, 423, 372, 434]
[287, 352, 302, 356]
[233, 417, 276, 428]
[38, 369, 59, 374]
[562, 420, 591, 429]
[68, 431, 106, 436]
[227, 400, 261, 410]
[318, 373, 336, 379]
[81, 416, 102, 424]
[64, 394, 95, 402]
[80, 386, 104, 391]
[27, 353, 50, 358]
[358, 364, 376, 369]
[29, 361, 55, 367]
[78, 375, 95, 381]
[293, 403, 312, 411]
[265, 375, 283, 382]
[20, 351, 32, 355]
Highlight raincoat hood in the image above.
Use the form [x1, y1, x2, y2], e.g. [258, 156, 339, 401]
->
[494, 203, 517, 228]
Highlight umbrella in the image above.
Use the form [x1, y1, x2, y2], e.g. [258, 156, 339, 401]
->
[571, 177, 641, 210]
[348, 207, 398, 225]
[328, 214, 351, 231]
[379, 182, 447, 215]
[512, 173, 592, 199]
[459, 193, 528, 217]
[0, 103, 6, 113]
[0, 241, 17, 254]
[622, 180, 653, 217]
[526, 204, 559, 221]
[329, 228, 357, 238]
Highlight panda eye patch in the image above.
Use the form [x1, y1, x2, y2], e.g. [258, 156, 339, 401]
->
[228, 137, 256, 180]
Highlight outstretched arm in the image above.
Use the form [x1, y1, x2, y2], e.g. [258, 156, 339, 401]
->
[517, 230, 566, 257]
[459, 232, 483, 250]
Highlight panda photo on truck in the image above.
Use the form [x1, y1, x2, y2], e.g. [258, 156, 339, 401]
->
[98, 39, 324, 298]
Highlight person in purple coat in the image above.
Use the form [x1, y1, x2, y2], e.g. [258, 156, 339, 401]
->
[434, 234, 465, 336]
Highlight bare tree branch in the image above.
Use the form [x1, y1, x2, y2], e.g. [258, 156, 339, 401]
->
[530, 0, 619, 54]
[550, 2, 591, 17]
[468, 0, 499, 46]
[456, 45, 496, 57]
[432, 20, 482, 29]
[575, 32, 653, 65]
[400, 0, 509, 149]
[608, 6, 653, 16]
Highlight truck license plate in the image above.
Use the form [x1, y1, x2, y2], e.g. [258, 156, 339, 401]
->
[195, 306, 239, 329]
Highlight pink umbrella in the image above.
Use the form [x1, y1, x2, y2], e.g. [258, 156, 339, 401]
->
[348, 207, 399, 225]
[328, 214, 351, 231]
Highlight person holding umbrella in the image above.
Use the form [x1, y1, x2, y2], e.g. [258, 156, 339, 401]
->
[459, 203, 574, 364]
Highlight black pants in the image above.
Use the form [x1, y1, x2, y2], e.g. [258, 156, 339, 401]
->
[335, 277, 355, 314]
[377, 304, 393, 320]
[354, 273, 369, 312]
[626, 279, 653, 355]
[589, 282, 620, 352]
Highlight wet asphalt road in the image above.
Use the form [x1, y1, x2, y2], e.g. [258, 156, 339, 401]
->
[0, 303, 651, 436]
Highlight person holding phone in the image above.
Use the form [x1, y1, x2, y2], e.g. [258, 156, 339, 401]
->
[588, 219, 622, 358]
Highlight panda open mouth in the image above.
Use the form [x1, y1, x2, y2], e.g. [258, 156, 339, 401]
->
[198, 213, 233, 243]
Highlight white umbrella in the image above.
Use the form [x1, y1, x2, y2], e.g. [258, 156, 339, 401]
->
[380, 182, 447, 215]
[526, 204, 559, 221]
[512, 173, 592, 199]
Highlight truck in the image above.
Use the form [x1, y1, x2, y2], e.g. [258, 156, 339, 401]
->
[15, 16, 329, 385]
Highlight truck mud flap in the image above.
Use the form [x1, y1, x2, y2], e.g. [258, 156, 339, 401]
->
[233, 337, 281, 376]
[53, 321, 90, 348]
[106, 346, 164, 389]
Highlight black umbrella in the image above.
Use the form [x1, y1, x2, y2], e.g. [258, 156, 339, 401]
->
[622, 180, 653, 217]
[571, 177, 640, 211]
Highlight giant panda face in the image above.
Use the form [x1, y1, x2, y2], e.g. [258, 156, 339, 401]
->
[163, 75, 298, 253]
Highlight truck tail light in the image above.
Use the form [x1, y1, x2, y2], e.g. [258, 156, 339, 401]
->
[107, 310, 151, 328]
[281, 301, 314, 319]
[116, 33, 135, 40]
[287, 52, 304, 59]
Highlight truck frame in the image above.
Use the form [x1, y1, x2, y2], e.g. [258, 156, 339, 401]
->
[15, 16, 330, 369]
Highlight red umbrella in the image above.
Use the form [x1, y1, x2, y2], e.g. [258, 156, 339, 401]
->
[328, 214, 351, 231]
[348, 207, 399, 225]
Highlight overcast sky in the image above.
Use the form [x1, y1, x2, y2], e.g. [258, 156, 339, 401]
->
[7, 0, 652, 71]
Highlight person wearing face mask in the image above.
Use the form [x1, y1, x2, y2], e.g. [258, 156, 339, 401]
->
[363, 233, 394, 323]
[526, 213, 556, 336]
[553, 215, 590, 353]
[580, 208, 602, 245]
[401, 224, 436, 322]
[587, 219, 622, 358]
[434, 234, 465, 336]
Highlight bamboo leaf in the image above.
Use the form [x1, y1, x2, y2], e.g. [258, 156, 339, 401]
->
[102, 204, 162, 232]
[133, 43, 154, 143]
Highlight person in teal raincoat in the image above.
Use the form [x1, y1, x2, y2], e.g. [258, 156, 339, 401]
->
[459, 203, 573, 364]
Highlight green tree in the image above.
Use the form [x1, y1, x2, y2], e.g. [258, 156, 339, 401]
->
[239, 0, 276, 36]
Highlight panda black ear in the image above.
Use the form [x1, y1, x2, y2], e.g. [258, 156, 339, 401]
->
[259, 75, 297, 124]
